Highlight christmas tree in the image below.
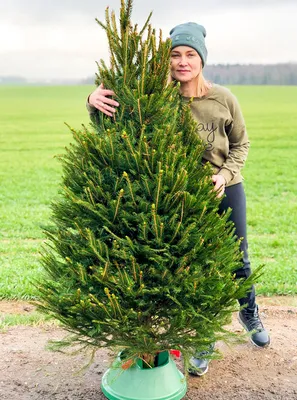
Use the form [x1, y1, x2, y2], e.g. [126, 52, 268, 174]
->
[38, 0, 257, 373]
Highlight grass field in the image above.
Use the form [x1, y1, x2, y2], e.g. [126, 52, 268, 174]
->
[0, 85, 296, 299]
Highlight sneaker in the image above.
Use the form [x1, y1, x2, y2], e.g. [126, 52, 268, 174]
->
[238, 305, 270, 347]
[188, 343, 215, 376]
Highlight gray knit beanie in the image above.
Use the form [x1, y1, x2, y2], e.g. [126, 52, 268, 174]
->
[170, 22, 208, 67]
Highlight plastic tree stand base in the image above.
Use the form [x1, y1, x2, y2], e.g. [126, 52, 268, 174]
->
[101, 352, 187, 400]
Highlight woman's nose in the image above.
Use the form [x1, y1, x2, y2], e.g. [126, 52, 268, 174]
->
[178, 57, 187, 66]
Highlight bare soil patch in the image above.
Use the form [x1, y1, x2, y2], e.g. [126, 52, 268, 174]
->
[0, 300, 297, 400]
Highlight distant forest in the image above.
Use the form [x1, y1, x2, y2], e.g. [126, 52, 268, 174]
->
[1, 63, 297, 85]
[82, 63, 297, 86]
[203, 63, 297, 85]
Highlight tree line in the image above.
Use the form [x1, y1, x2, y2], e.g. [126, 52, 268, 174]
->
[203, 63, 297, 85]
[1, 63, 296, 85]
[82, 63, 297, 86]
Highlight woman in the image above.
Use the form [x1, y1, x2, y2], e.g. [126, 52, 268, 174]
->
[86, 22, 270, 376]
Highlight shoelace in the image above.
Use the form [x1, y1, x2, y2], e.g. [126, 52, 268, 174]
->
[242, 310, 264, 332]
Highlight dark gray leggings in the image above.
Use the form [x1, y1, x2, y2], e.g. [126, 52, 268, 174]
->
[218, 183, 256, 310]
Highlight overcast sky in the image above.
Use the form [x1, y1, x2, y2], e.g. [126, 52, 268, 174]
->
[1, 0, 297, 80]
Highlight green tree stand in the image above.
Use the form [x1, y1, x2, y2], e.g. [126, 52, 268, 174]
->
[101, 352, 186, 400]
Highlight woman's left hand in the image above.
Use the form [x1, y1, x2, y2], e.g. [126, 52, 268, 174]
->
[212, 175, 226, 198]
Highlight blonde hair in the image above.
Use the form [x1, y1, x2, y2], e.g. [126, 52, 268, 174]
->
[167, 71, 211, 98]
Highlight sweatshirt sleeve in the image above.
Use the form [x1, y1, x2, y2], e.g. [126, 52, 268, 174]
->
[86, 95, 101, 125]
[218, 93, 250, 185]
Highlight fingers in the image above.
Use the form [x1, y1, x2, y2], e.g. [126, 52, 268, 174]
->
[92, 96, 119, 116]
[212, 175, 225, 198]
[212, 180, 219, 190]
[100, 88, 115, 96]
[101, 102, 117, 114]
[216, 186, 225, 198]
[101, 95, 119, 107]
[96, 102, 114, 117]
[212, 176, 220, 190]
[98, 83, 119, 106]
[89, 83, 119, 116]
[213, 182, 224, 198]
[94, 97, 118, 109]
[213, 182, 223, 192]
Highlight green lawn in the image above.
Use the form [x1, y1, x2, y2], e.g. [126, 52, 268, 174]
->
[233, 86, 297, 294]
[0, 85, 296, 299]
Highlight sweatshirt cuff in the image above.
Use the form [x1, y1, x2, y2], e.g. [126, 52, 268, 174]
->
[218, 168, 233, 186]
[86, 96, 97, 113]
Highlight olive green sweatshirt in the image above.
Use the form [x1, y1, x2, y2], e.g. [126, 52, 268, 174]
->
[86, 83, 249, 187]
[185, 84, 249, 187]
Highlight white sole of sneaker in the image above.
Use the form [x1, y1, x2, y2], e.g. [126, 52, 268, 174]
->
[188, 364, 209, 377]
[250, 337, 269, 348]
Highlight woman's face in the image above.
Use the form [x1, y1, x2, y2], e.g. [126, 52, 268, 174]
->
[170, 46, 202, 83]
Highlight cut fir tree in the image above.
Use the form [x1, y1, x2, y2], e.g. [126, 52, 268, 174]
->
[38, 0, 258, 382]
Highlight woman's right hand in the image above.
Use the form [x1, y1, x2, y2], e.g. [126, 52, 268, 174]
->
[88, 83, 119, 117]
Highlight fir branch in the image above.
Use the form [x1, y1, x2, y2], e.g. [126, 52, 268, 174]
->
[38, 0, 261, 373]
[139, 12, 152, 37]
[155, 166, 163, 212]
[113, 188, 124, 222]
[122, 171, 137, 206]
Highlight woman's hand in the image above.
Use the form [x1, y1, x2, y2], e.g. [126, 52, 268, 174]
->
[212, 174, 226, 198]
[88, 83, 119, 117]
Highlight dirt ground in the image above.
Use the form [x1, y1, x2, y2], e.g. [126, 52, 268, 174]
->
[0, 297, 297, 400]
